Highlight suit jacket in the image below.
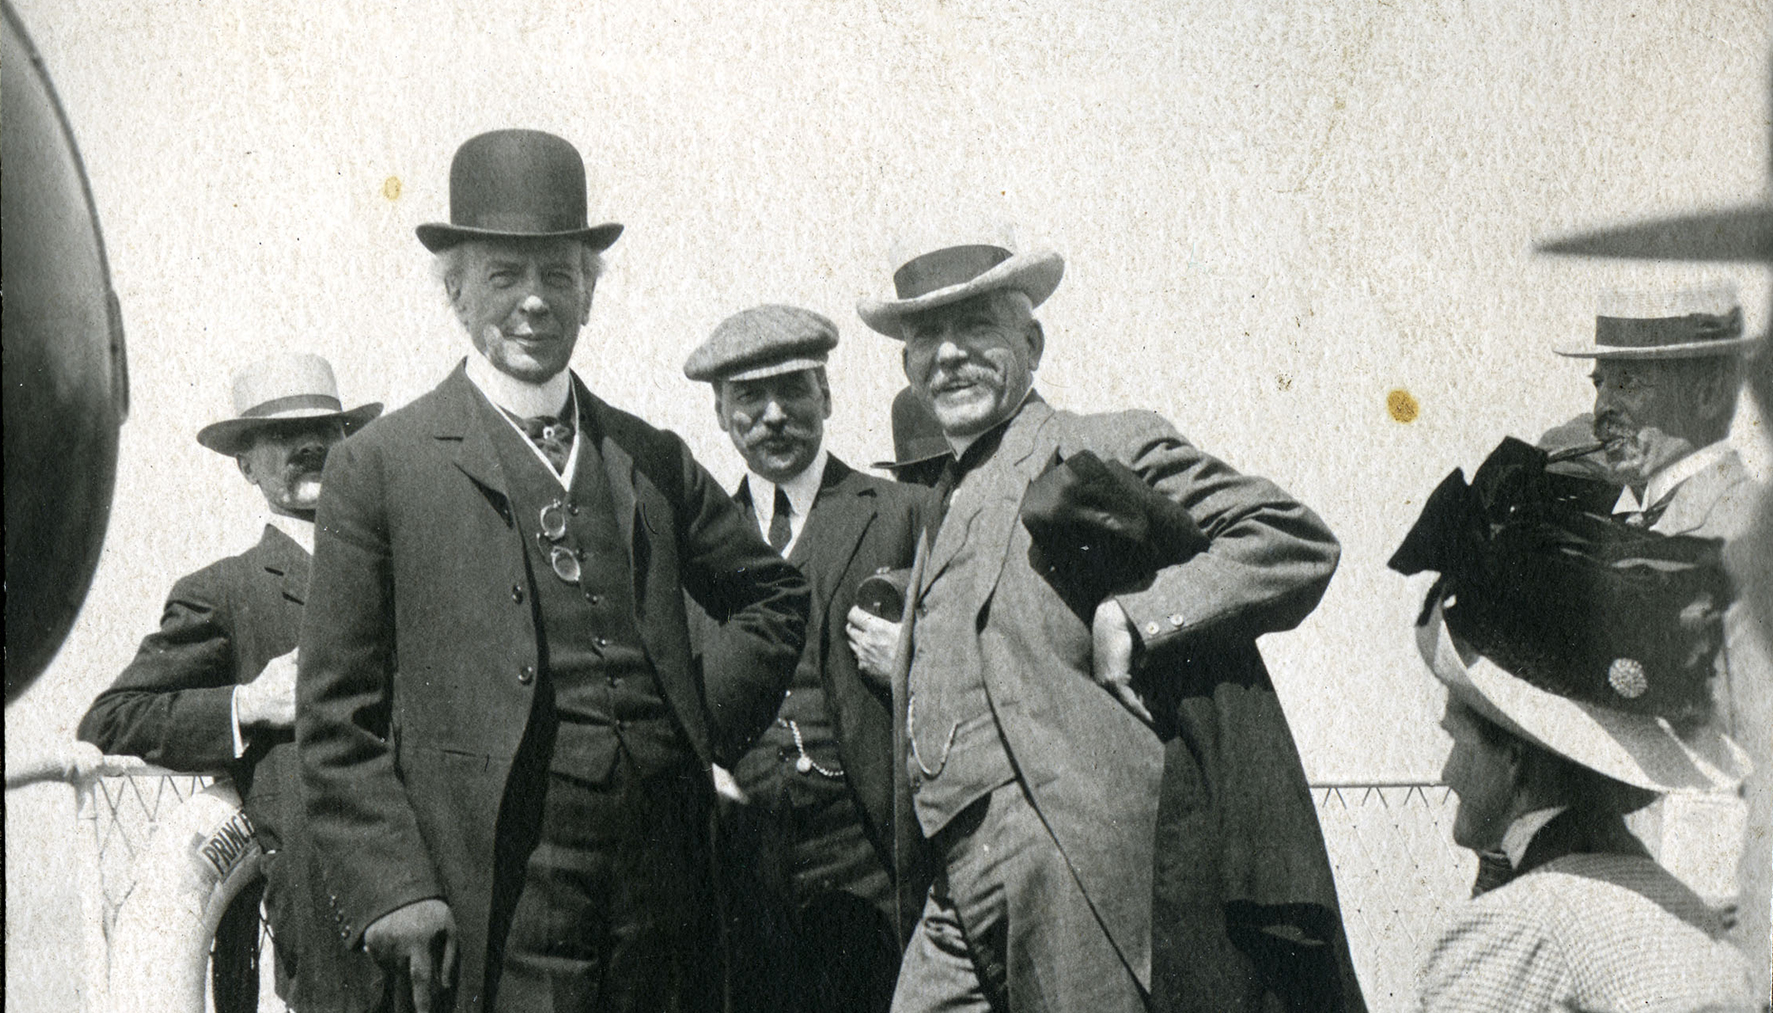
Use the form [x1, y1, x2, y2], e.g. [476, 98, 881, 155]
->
[732, 455, 932, 862]
[296, 364, 809, 1013]
[77, 525, 370, 1011]
[1417, 813, 1754, 1012]
[1646, 445, 1771, 1002]
[891, 397, 1343, 993]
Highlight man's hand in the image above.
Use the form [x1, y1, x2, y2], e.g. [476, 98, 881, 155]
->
[236, 649, 298, 728]
[1092, 599, 1154, 727]
[363, 899, 456, 1013]
[846, 606, 902, 688]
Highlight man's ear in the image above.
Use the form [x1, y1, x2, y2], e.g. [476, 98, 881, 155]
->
[236, 453, 255, 482]
[1695, 365, 1738, 426]
[1025, 320, 1046, 372]
[580, 277, 596, 326]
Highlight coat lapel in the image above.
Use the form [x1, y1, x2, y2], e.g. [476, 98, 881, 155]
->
[918, 399, 1056, 598]
[585, 384, 640, 581]
[792, 457, 877, 579]
[432, 364, 511, 506]
[256, 525, 312, 605]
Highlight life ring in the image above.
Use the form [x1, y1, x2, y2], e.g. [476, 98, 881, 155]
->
[107, 781, 264, 1013]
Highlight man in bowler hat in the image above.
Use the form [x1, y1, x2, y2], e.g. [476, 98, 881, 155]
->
[296, 130, 809, 1012]
[862, 243, 1360, 1012]
[684, 305, 932, 1012]
[80, 353, 381, 1011]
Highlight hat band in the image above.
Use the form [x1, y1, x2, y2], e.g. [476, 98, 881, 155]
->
[894, 245, 1013, 300]
[1595, 307, 1743, 349]
[461, 210, 588, 234]
[242, 393, 344, 418]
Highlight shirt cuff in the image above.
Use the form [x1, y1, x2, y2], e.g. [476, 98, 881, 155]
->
[229, 687, 249, 758]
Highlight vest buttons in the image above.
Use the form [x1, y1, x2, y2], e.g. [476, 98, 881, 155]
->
[511, 583, 524, 604]
[596, 636, 610, 648]
[518, 664, 535, 685]
[587, 593, 602, 605]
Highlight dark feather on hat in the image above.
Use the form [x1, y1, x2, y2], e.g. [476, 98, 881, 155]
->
[1390, 438, 1732, 730]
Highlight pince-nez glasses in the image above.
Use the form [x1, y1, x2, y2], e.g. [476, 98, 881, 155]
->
[536, 498, 583, 584]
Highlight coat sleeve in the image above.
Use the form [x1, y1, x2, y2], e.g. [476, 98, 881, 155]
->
[1096, 411, 1340, 651]
[664, 432, 809, 767]
[296, 436, 443, 948]
[76, 563, 241, 771]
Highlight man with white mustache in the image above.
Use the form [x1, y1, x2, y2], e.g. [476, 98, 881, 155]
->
[296, 130, 809, 1013]
[79, 352, 382, 1011]
[1553, 282, 1769, 987]
[860, 243, 1360, 1013]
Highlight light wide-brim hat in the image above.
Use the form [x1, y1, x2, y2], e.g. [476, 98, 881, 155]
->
[858, 244, 1064, 338]
[415, 129, 623, 254]
[1555, 282, 1761, 360]
[1417, 602, 1751, 794]
[196, 353, 381, 455]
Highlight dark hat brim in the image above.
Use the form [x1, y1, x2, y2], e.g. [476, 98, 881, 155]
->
[1536, 205, 1773, 262]
[415, 221, 624, 254]
[196, 402, 383, 455]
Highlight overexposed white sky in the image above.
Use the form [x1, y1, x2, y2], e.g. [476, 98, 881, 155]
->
[6, 2, 1769, 1008]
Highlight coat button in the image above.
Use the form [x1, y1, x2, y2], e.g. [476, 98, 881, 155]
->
[518, 664, 535, 685]
[588, 594, 602, 605]
[1168, 614, 1185, 627]
[1145, 621, 1161, 636]
[596, 636, 609, 648]
[511, 583, 525, 604]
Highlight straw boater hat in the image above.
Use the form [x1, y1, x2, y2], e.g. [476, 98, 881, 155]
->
[1555, 282, 1759, 360]
[196, 354, 381, 456]
[415, 129, 623, 254]
[857, 244, 1064, 338]
[684, 304, 838, 383]
[1389, 437, 1751, 795]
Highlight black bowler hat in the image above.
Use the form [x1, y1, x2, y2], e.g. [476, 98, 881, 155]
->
[415, 129, 623, 253]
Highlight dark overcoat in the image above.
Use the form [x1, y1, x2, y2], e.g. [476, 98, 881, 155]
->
[296, 364, 808, 1013]
[77, 526, 375, 1011]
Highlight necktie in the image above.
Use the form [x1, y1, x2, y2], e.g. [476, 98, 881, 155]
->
[1470, 850, 1514, 897]
[768, 486, 793, 552]
[515, 412, 574, 474]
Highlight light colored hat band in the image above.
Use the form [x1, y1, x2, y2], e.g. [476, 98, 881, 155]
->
[1595, 307, 1742, 350]
[242, 393, 344, 418]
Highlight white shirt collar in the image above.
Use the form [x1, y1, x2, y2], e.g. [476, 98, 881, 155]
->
[750, 448, 828, 557]
[464, 351, 574, 420]
[1501, 806, 1568, 868]
[266, 513, 315, 556]
[463, 353, 582, 487]
[1611, 439, 1735, 514]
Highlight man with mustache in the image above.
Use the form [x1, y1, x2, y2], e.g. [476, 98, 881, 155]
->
[684, 305, 931, 1013]
[296, 130, 808, 1013]
[861, 244, 1360, 1013]
[78, 352, 382, 1011]
[1553, 282, 1768, 986]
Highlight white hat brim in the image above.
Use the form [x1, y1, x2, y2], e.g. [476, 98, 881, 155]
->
[196, 402, 383, 455]
[858, 250, 1065, 337]
[1417, 604, 1750, 794]
[1554, 335, 1762, 360]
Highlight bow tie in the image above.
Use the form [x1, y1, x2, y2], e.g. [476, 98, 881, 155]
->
[512, 411, 574, 474]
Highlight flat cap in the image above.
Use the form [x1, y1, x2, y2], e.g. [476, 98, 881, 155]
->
[685, 304, 838, 383]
